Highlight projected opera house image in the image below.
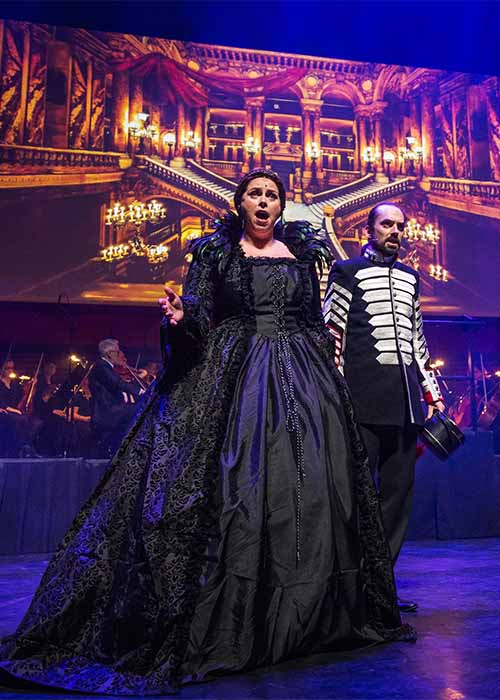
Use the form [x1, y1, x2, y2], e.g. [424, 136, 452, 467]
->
[0, 18, 500, 315]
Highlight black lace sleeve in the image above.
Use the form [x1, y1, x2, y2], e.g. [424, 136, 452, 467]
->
[159, 251, 216, 384]
[306, 262, 328, 331]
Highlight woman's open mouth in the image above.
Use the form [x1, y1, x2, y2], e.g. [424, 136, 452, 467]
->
[255, 210, 270, 221]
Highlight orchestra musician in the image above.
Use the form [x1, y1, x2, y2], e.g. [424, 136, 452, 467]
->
[32, 361, 57, 420]
[88, 338, 145, 458]
[0, 359, 35, 457]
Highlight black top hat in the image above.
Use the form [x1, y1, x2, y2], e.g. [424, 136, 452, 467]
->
[420, 411, 466, 461]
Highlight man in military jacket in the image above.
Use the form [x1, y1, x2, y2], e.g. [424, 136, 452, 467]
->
[323, 202, 444, 610]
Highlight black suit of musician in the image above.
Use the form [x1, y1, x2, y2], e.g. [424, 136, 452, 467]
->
[89, 339, 144, 457]
[323, 203, 445, 609]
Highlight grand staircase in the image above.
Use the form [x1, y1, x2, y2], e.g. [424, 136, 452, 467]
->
[139, 157, 416, 262]
[137, 156, 233, 209]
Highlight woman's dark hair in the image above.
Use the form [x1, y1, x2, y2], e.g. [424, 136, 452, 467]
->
[233, 168, 286, 216]
[367, 202, 407, 234]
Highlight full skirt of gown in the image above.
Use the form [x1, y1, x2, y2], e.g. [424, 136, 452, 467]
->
[0, 259, 413, 695]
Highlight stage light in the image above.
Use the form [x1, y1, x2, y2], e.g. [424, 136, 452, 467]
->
[495, 370, 500, 378]
[8, 372, 17, 379]
[70, 355, 81, 363]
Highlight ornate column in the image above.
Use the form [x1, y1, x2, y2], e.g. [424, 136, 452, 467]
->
[301, 99, 322, 174]
[409, 96, 422, 143]
[194, 107, 203, 161]
[312, 102, 323, 178]
[452, 89, 471, 179]
[84, 59, 93, 149]
[301, 108, 312, 172]
[244, 96, 264, 168]
[420, 87, 437, 175]
[150, 103, 161, 156]
[110, 69, 129, 152]
[243, 98, 253, 172]
[25, 23, 51, 145]
[89, 60, 106, 150]
[354, 106, 369, 172]
[129, 74, 143, 123]
[0, 20, 30, 144]
[373, 113, 384, 162]
[202, 107, 210, 160]
[175, 101, 185, 157]
[68, 47, 92, 149]
[439, 93, 455, 177]
[484, 77, 500, 181]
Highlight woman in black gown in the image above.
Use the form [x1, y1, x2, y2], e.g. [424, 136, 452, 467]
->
[0, 170, 414, 695]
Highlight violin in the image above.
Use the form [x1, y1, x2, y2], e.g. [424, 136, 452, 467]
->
[17, 353, 44, 414]
[113, 364, 148, 391]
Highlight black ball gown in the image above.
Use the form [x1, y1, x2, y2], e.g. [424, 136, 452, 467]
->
[0, 223, 414, 695]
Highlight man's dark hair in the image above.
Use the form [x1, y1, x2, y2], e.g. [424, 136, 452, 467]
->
[367, 202, 407, 234]
[234, 168, 286, 216]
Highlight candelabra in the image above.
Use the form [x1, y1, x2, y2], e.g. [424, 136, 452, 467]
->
[383, 150, 396, 180]
[306, 141, 321, 192]
[181, 130, 200, 158]
[163, 131, 176, 164]
[244, 135, 260, 169]
[128, 113, 158, 155]
[361, 146, 380, 173]
[399, 135, 424, 176]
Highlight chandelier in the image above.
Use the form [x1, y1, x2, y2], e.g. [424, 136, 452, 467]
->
[105, 199, 166, 228]
[404, 218, 440, 245]
[429, 264, 449, 282]
[101, 199, 169, 264]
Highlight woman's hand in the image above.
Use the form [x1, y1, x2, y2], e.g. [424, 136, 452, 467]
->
[158, 285, 184, 326]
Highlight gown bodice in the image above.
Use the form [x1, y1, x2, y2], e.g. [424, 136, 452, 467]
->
[215, 257, 304, 337]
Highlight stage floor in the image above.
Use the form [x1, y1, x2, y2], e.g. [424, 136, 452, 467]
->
[1, 539, 499, 699]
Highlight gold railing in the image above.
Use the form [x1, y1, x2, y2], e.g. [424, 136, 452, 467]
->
[186, 159, 237, 188]
[311, 173, 374, 203]
[426, 177, 500, 201]
[138, 156, 232, 208]
[332, 177, 416, 217]
[0, 143, 123, 171]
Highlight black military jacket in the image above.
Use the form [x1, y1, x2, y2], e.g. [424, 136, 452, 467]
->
[323, 245, 441, 426]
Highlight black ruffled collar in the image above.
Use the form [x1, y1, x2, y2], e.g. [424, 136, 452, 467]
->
[362, 242, 398, 265]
